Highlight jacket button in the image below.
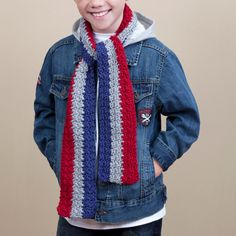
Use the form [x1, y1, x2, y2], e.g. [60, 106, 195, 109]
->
[134, 92, 139, 101]
[97, 209, 108, 215]
[61, 86, 67, 97]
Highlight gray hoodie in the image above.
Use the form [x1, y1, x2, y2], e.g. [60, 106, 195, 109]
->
[72, 11, 157, 47]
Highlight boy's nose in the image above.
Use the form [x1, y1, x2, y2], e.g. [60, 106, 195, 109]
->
[89, 0, 105, 8]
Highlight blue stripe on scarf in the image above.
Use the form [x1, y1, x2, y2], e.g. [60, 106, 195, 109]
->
[96, 43, 112, 182]
[81, 46, 97, 218]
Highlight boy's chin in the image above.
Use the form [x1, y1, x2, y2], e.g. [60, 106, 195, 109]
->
[91, 24, 114, 34]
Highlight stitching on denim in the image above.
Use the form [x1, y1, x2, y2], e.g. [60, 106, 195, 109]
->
[49, 35, 76, 54]
[157, 137, 177, 160]
[142, 41, 168, 57]
[155, 53, 169, 110]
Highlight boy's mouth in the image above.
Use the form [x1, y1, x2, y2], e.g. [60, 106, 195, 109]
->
[89, 9, 111, 18]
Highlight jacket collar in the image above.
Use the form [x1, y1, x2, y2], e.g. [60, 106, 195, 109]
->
[73, 37, 142, 67]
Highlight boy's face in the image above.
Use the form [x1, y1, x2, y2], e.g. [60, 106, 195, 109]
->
[74, 0, 126, 33]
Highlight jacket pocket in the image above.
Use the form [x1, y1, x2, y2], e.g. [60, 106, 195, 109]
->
[49, 75, 71, 99]
[132, 79, 154, 104]
[147, 141, 163, 182]
[49, 75, 71, 123]
[132, 79, 155, 127]
[46, 139, 60, 185]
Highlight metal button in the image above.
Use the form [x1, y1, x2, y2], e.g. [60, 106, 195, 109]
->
[134, 92, 139, 102]
[61, 86, 67, 97]
[97, 209, 108, 215]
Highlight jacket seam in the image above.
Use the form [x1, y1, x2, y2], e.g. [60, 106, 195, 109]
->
[142, 42, 169, 57]
[49, 36, 76, 55]
[154, 51, 178, 162]
[155, 52, 169, 108]
[157, 137, 177, 160]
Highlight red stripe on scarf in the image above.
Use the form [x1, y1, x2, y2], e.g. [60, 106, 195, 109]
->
[85, 21, 96, 50]
[57, 66, 78, 217]
[116, 4, 132, 35]
[113, 3, 139, 184]
[111, 36, 139, 184]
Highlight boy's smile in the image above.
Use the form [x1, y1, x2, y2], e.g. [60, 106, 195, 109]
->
[74, 0, 126, 33]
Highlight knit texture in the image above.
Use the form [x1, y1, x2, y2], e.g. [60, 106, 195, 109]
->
[57, 4, 139, 219]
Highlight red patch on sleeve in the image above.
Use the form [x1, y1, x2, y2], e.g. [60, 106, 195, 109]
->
[37, 75, 41, 85]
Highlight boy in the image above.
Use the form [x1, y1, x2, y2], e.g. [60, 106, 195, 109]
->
[33, 0, 200, 235]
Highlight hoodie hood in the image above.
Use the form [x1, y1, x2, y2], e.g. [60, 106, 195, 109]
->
[72, 11, 156, 47]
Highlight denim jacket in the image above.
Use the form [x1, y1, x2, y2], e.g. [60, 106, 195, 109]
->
[33, 34, 200, 223]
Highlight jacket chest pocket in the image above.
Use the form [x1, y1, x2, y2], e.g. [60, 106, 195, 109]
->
[132, 79, 154, 127]
[49, 75, 71, 123]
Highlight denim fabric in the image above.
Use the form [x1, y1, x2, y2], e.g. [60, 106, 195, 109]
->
[33, 35, 200, 223]
[56, 216, 162, 236]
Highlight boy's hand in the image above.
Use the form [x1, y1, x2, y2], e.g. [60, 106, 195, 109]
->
[153, 159, 163, 177]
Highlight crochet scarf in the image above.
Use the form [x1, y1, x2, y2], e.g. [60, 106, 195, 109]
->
[57, 4, 139, 219]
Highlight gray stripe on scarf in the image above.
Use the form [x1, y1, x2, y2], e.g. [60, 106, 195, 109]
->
[105, 40, 123, 183]
[118, 12, 138, 44]
[80, 18, 97, 59]
[71, 61, 88, 217]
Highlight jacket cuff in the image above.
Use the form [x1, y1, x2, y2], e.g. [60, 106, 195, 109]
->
[149, 137, 177, 172]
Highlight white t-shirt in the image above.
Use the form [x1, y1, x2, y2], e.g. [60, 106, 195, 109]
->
[65, 205, 166, 230]
[64, 21, 166, 230]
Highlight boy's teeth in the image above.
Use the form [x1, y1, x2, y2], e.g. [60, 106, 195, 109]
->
[92, 10, 109, 17]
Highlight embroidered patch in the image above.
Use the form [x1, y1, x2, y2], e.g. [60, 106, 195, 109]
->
[138, 108, 152, 126]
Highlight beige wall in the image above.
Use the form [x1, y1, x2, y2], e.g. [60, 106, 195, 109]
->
[1, 0, 235, 235]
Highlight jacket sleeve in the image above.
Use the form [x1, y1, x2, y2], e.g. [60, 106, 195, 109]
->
[150, 49, 200, 171]
[33, 48, 56, 171]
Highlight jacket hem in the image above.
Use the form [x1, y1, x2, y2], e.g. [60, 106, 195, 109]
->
[94, 184, 167, 223]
